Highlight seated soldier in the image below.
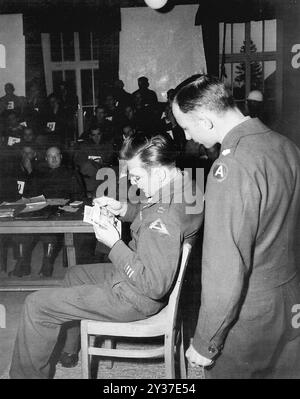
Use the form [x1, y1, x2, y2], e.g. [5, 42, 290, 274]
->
[9, 146, 85, 278]
[82, 105, 114, 142]
[73, 125, 116, 197]
[42, 94, 68, 147]
[7, 145, 39, 277]
[0, 83, 25, 118]
[2, 110, 24, 145]
[9, 132, 204, 378]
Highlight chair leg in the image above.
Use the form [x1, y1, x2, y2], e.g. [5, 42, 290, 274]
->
[165, 332, 176, 379]
[80, 321, 90, 379]
[179, 324, 187, 379]
[103, 338, 115, 369]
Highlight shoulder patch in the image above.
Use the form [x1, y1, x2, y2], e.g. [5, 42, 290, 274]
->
[149, 218, 170, 235]
[212, 163, 228, 182]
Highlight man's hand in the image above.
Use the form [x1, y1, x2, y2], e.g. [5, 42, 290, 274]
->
[93, 218, 121, 248]
[93, 196, 127, 218]
[186, 344, 214, 368]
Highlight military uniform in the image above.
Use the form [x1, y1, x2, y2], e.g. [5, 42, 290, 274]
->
[193, 117, 300, 378]
[9, 170, 203, 378]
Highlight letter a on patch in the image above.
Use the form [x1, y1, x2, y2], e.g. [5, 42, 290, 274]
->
[149, 219, 170, 235]
[213, 163, 228, 182]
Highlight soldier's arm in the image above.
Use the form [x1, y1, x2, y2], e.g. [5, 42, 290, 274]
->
[192, 157, 261, 359]
[109, 215, 182, 300]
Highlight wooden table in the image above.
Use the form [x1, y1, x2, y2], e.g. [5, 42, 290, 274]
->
[0, 216, 94, 291]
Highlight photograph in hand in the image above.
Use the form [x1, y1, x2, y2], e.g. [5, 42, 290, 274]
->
[83, 204, 121, 235]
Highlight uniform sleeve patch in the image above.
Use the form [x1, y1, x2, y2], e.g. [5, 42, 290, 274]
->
[212, 163, 228, 182]
[149, 218, 170, 235]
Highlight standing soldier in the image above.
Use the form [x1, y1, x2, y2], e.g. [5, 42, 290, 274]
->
[172, 74, 300, 378]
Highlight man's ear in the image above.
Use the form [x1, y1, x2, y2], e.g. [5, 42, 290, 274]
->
[156, 167, 168, 182]
[198, 112, 213, 130]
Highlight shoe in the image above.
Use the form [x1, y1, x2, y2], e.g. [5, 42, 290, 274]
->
[59, 352, 79, 368]
[39, 257, 54, 277]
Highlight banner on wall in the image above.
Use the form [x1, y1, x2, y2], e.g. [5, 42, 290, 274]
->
[0, 14, 25, 96]
[119, 5, 206, 102]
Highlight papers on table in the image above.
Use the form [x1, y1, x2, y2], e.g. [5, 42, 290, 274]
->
[46, 198, 69, 206]
[0, 208, 16, 218]
[0, 197, 70, 216]
[1, 195, 46, 206]
[58, 205, 79, 213]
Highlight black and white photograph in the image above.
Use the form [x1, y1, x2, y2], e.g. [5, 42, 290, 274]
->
[0, 0, 300, 384]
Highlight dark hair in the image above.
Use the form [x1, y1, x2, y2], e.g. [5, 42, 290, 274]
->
[174, 74, 235, 113]
[120, 133, 176, 168]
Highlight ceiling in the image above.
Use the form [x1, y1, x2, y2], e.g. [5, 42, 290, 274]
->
[0, 0, 199, 13]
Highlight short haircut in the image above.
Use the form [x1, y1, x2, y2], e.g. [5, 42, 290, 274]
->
[174, 74, 235, 113]
[120, 133, 176, 168]
[46, 146, 61, 156]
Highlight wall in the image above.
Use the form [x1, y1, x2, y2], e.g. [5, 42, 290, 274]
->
[119, 5, 206, 101]
[0, 14, 25, 97]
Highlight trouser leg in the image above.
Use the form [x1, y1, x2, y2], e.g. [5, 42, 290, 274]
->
[10, 264, 144, 379]
[61, 264, 115, 355]
[0, 237, 8, 272]
[10, 235, 35, 277]
[39, 234, 60, 277]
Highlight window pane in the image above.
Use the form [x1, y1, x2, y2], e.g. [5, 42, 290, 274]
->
[62, 32, 75, 61]
[233, 23, 245, 54]
[79, 32, 92, 60]
[221, 63, 233, 91]
[264, 61, 276, 99]
[233, 62, 246, 113]
[93, 68, 100, 105]
[219, 23, 231, 54]
[81, 69, 93, 106]
[264, 20, 276, 52]
[82, 106, 95, 131]
[65, 70, 77, 95]
[52, 71, 63, 93]
[250, 21, 263, 52]
[250, 61, 263, 91]
[50, 33, 62, 62]
[263, 61, 277, 126]
[92, 31, 101, 60]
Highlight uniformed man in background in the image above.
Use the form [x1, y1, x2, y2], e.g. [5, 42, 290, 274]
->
[9, 133, 203, 378]
[9, 146, 85, 278]
[172, 74, 300, 378]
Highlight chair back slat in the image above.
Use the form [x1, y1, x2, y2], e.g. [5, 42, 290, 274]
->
[166, 242, 192, 324]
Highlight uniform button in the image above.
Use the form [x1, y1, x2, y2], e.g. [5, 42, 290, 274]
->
[208, 345, 216, 354]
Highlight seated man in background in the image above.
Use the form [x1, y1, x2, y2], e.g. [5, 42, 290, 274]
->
[132, 76, 158, 108]
[9, 133, 203, 378]
[73, 125, 116, 198]
[9, 146, 85, 278]
[0, 83, 25, 118]
[7, 144, 40, 277]
[82, 105, 114, 142]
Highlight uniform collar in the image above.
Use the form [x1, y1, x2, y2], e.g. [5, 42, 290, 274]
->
[221, 117, 270, 152]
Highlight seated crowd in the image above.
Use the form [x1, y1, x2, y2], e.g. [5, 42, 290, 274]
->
[0, 76, 219, 278]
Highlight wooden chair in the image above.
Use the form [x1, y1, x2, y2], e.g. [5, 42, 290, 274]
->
[80, 242, 192, 379]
